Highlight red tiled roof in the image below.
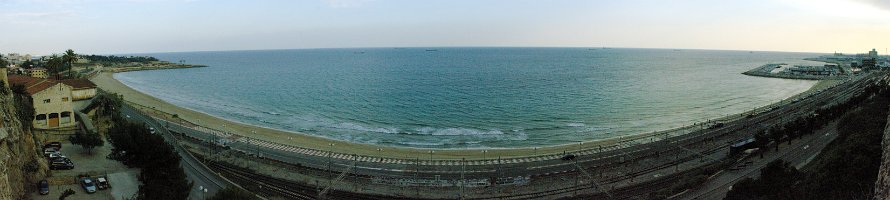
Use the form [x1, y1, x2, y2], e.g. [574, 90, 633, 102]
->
[59, 79, 96, 89]
[8, 75, 58, 95]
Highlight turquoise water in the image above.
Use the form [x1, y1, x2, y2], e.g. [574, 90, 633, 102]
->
[116, 48, 821, 148]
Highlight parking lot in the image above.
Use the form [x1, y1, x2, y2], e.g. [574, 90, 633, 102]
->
[30, 140, 139, 200]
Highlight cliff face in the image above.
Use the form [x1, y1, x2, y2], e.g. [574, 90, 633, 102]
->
[875, 108, 890, 199]
[0, 85, 46, 200]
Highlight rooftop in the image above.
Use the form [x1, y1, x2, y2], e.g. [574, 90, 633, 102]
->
[8, 75, 58, 95]
[7, 75, 96, 95]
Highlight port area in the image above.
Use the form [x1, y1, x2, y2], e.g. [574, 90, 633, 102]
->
[742, 63, 848, 80]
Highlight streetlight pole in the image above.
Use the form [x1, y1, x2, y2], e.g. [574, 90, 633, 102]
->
[328, 143, 334, 188]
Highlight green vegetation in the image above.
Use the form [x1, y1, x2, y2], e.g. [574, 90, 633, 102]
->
[80, 54, 159, 65]
[0, 54, 7, 67]
[45, 55, 66, 79]
[725, 160, 802, 200]
[59, 188, 75, 200]
[724, 78, 890, 200]
[63, 49, 78, 78]
[20, 60, 34, 68]
[69, 131, 104, 154]
[102, 93, 192, 200]
[208, 187, 261, 200]
[94, 92, 124, 117]
[11, 85, 35, 130]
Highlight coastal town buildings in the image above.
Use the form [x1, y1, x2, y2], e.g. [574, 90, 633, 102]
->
[59, 79, 98, 100]
[5, 75, 95, 129]
[1, 53, 32, 65]
[27, 67, 47, 79]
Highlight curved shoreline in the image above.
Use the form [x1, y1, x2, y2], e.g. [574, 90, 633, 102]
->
[92, 71, 833, 159]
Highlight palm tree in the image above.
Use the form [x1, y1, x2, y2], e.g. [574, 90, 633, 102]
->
[46, 55, 64, 79]
[63, 49, 78, 79]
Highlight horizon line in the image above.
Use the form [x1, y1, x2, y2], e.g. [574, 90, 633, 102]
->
[103, 46, 840, 56]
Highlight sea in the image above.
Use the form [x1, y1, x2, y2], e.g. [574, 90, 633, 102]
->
[115, 48, 824, 149]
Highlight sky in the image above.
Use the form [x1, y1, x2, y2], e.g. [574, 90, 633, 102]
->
[1, 0, 889, 55]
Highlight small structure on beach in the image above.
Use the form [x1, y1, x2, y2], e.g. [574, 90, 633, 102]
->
[7, 75, 96, 129]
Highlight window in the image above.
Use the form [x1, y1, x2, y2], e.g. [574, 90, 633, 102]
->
[43, 99, 50, 103]
[62, 97, 68, 102]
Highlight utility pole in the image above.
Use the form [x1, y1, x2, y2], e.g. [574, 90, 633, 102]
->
[460, 158, 465, 200]
[415, 157, 420, 197]
[574, 157, 578, 196]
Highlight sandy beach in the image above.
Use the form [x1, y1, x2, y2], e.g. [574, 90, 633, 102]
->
[91, 71, 837, 159]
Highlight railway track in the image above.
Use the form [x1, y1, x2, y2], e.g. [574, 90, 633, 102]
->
[207, 161, 317, 200]
[181, 73, 883, 199]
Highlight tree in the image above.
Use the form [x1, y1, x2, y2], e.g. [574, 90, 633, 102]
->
[724, 160, 802, 200]
[46, 55, 65, 79]
[0, 54, 7, 68]
[69, 131, 104, 154]
[208, 187, 260, 200]
[63, 49, 78, 78]
[21, 60, 34, 68]
[107, 116, 191, 200]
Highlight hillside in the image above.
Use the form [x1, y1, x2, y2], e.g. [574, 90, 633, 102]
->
[0, 77, 48, 200]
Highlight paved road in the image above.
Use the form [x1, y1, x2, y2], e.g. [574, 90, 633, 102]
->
[121, 105, 230, 199]
[679, 121, 841, 200]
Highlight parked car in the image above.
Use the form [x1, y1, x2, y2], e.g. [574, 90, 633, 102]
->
[96, 177, 110, 190]
[45, 142, 62, 150]
[81, 178, 97, 193]
[47, 153, 66, 160]
[42, 148, 59, 157]
[49, 159, 74, 170]
[38, 180, 49, 195]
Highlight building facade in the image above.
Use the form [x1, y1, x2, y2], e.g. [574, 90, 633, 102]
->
[8, 75, 79, 129]
[60, 79, 98, 100]
[28, 68, 47, 79]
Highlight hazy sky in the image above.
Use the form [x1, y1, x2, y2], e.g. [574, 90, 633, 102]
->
[1, 0, 889, 55]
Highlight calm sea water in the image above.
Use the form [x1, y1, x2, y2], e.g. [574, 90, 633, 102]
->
[116, 48, 822, 148]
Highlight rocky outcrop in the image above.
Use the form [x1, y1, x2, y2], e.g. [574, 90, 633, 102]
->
[0, 85, 47, 200]
[875, 107, 890, 199]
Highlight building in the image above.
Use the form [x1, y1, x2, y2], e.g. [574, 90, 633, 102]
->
[59, 79, 98, 100]
[3, 75, 97, 129]
[2, 53, 32, 65]
[27, 67, 47, 79]
[787, 65, 841, 76]
[863, 58, 878, 70]
[869, 48, 879, 58]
